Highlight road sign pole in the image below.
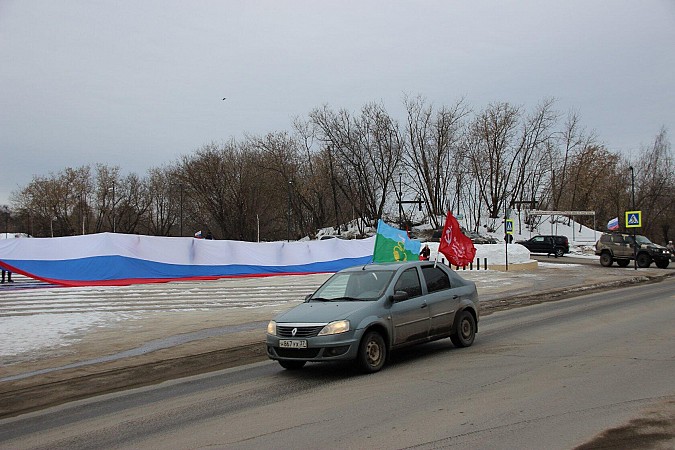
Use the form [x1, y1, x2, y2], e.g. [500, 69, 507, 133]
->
[504, 218, 514, 272]
[625, 208, 642, 271]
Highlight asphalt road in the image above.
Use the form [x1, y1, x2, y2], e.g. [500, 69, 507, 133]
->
[1, 278, 673, 449]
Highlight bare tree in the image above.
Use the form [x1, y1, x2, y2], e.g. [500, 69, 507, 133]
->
[179, 142, 235, 238]
[402, 95, 469, 228]
[465, 100, 557, 233]
[144, 165, 180, 236]
[465, 102, 520, 224]
[92, 164, 121, 233]
[632, 127, 674, 242]
[113, 173, 150, 234]
[510, 98, 557, 210]
[309, 103, 402, 232]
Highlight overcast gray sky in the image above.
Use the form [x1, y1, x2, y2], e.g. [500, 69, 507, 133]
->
[1, 1, 674, 206]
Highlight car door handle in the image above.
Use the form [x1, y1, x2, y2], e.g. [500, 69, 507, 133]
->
[453, 295, 459, 299]
[421, 303, 428, 309]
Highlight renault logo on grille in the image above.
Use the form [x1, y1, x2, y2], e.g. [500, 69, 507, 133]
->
[291, 327, 298, 336]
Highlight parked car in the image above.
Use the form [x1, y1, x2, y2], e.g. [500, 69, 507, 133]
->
[463, 229, 499, 244]
[266, 260, 479, 373]
[595, 232, 671, 269]
[431, 228, 497, 244]
[516, 235, 570, 257]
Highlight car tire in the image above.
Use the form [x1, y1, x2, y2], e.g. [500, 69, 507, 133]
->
[655, 259, 670, 269]
[450, 310, 476, 348]
[356, 331, 386, 373]
[278, 360, 306, 370]
[617, 259, 630, 267]
[599, 252, 613, 267]
[636, 253, 652, 268]
[554, 248, 565, 258]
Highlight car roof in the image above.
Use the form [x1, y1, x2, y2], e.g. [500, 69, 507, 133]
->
[339, 260, 435, 273]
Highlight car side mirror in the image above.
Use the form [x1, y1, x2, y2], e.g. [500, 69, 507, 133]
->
[391, 290, 409, 302]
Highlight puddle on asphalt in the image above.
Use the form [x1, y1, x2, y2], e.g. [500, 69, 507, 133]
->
[0, 321, 268, 382]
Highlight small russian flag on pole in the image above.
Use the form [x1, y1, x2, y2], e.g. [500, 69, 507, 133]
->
[607, 217, 619, 230]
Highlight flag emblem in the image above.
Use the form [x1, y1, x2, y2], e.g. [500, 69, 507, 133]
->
[438, 212, 476, 267]
[372, 220, 421, 263]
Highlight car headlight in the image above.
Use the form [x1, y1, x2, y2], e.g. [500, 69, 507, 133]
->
[266, 320, 277, 335]
[318, 320, 350, 336]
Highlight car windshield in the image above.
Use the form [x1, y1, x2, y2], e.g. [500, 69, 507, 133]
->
[311, 270, 395, 301]
[635, 235, 654, 245]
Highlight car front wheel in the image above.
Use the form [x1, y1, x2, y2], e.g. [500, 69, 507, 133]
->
[356, 331, 386, 373]
[636, 253, 652, 268]
[450, 311, 476, 348]
[655, 259, 670, 269]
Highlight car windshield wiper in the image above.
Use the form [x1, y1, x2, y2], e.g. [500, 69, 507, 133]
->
[328, 296, 364, 302]
[309, 297, 330, 302]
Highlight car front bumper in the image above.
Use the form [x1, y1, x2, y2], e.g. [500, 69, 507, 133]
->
[266, 329, 365, 363]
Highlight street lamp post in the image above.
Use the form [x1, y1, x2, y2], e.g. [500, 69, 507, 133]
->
[81, 193, 86, 235]
[112, 182, 116, 233]
[398, 172, 403, 226]
[178, 184, 183, 237]
[108, 182, 116, 233]
[287, 181, 292, 242]
[630, 166, 636, 270]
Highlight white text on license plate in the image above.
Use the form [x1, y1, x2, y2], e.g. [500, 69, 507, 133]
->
[279, 339, 307, 349]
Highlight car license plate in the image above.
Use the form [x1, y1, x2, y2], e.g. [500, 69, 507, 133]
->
[279, 339, 307, 349]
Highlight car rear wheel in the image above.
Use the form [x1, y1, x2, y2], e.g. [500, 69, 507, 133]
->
[617, 259, 630, 267]
[278, 360, 306, 370]
[554, 248, 565, 257]
[637, 253, 652, 268]
[599, 252, 613, 267]
[450, 311, 476, 348]
[356, 331, 386, 373]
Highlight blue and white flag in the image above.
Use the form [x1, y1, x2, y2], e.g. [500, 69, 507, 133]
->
[607, 217, 619, 231]
[0, 233, 375, 286]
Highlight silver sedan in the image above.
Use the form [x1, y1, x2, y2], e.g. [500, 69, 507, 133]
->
[266, 260, 479, 373]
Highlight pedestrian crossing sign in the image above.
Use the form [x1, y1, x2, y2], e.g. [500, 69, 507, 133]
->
[625, 210, 642, 228]
[505, 219, 514, 234]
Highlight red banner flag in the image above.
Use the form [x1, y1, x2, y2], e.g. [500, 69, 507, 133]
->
[438, 211, 476, 267]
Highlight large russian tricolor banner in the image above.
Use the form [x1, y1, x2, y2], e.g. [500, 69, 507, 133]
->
[0, 233, 375, 286]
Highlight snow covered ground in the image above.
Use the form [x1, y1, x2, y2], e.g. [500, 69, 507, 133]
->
[0, 273, 325, 360]
[0, 243, 548, 363]
[0, 216, 601, 365]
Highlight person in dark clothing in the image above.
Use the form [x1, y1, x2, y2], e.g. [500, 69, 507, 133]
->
[419, 244, 431, 261]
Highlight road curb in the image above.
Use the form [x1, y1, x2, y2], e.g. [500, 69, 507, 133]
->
[479, 272, 672, 315]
